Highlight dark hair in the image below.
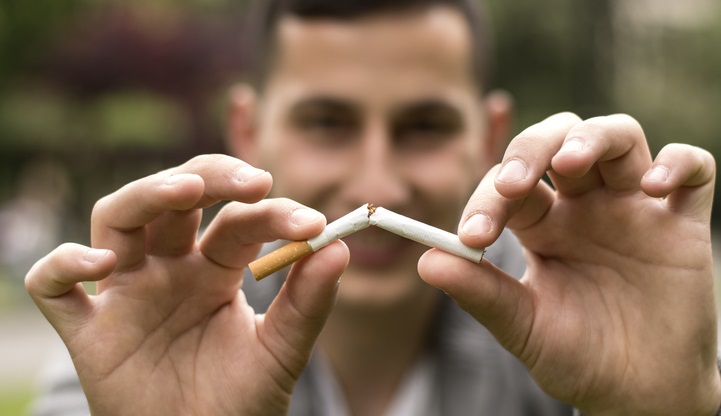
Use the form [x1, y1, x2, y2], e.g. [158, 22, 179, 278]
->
[245, 0, 495, 95]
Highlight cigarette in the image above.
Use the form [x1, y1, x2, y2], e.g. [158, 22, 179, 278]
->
[369, 207, 485, 264]
[248, 203, 484, 280]
[249, 205, 371, 280]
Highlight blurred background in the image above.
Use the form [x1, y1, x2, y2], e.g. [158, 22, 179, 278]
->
[0, 0, 720, 413]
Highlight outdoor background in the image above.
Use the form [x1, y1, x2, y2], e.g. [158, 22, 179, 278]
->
[1, 0, 720, 414]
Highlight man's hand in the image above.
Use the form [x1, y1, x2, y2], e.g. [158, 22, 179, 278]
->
[418, 113, 721, 415]
[25, 155, 349, 416]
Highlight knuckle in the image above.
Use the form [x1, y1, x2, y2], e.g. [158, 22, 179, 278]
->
[555, 111, 582, 123]
[90, 194, 112, 223]
[90, 177, 141, 224]
[610, 113, 645, 137]
[189, 153, 219, 165]
[185, 153, 233, 170]
[689, 145, 716, 173]
[701, 148, 716, 169]
[275, 197, 297, 209]
[215, 201, 246, 221]
[23, 246, 58, 294]
[24, 263, 41, 294]
[262, 197, 297, 214]
[608, 113, 640, 126]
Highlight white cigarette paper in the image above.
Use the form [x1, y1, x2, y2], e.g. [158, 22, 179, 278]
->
[369, 207, 485, 263]
[307, 204, 370, 251]
[249, 203, 484, 280]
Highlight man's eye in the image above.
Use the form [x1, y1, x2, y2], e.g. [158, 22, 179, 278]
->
[306, 116, 351, 131]
[293, 114, 358, 147]
[401, 120, 454, 133]
[394, 119, 460, 149]
[295, 112, 355, 133]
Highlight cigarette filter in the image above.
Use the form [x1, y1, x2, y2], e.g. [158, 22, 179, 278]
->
[247, 241, 313, 280]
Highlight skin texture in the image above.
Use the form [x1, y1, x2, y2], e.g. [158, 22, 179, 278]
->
[231, 9, 512, 414]
[247, 10, 496, 309]
[26, 5, 721, 416]
[26, 156, 350, 416]
[419, 113, 721, 415]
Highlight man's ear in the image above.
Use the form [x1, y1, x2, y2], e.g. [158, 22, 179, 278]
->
[483, 89, 514, 165]
[226, 83, 260, 165]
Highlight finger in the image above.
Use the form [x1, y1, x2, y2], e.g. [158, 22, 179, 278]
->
[551, 114, 652, 194]
[642, 143, 716, 220]
[460, 164, 555, 248]
[92, 156, 272, 270]
[148, 156, 272, 255]
[25, 243, 117, 331]
[145, 209, 203, 256]
[418, 249, 534, 359]
[164, 154, 273, 209]
[91, 172, 206, 270]
[199, 199, 327, 269]
[259, 240, 349, 377]
[495, 112, 582, 199]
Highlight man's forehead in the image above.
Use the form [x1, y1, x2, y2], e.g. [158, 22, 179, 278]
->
[276, 6, 471, 60]
[267, 5, 478, 95]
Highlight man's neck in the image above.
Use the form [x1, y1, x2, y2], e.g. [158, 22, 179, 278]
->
[318, 288, 442, 416]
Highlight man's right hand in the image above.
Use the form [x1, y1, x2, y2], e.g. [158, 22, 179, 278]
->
[25, 155, 349, 415]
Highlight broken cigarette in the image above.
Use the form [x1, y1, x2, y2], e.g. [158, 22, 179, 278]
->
[248, 205, 370, 280]
[369, 207, 485, 263]
[248, 203, 485, 280]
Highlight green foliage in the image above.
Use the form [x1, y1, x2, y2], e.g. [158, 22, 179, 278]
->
[0, 386, 33, 416]
[0, 90, 187, 149]
[1, 0, 721, 216]
[0, 90, 76, 148]
[90, 91, 188, 148]
[487, 0, 614, 127]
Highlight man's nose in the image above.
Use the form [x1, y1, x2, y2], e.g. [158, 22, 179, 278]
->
[342, 123, 410, 208]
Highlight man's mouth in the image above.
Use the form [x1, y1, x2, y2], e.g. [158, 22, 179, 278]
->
[342, 227, 413, 268]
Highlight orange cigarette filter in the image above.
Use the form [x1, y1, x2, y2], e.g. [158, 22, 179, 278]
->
[248, 204, 372, 281]
[248, 241, 314, 280]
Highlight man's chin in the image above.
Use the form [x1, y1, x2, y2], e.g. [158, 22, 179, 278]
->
[334, 265, 430, 314]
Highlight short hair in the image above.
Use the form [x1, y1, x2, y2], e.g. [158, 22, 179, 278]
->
[245, 0, 495, 95]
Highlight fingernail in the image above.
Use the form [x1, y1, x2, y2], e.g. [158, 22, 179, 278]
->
[461, 213, 493, 237]
[291, 208, 324, 226]
[559, 138, 584, 153]
[235, 166, 266, 182]
[84, 248, 110, 264]
[644, 165, 669, 182]
[497, 159, 527, 184]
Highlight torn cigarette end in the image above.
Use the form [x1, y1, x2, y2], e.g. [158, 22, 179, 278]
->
[249, 241, 313, 281]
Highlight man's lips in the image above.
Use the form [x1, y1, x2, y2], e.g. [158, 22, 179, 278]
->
[342, 227, 413, 267]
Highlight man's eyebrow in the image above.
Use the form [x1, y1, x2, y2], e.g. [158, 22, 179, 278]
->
[289, 96, 361, 113]
[393, 99, 463, 118]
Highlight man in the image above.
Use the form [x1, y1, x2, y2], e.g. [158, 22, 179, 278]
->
[26, 0, 721, 415]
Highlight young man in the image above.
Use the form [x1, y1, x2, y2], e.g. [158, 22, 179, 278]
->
[27, 0, 721, 415]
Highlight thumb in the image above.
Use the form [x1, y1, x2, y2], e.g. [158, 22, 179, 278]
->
[260, 240, 349, 377]
[25, 243, 116, 339]
[418, 249, 535, 358]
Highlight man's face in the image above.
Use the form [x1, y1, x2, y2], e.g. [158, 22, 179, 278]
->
[254, 6, 496, 309]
